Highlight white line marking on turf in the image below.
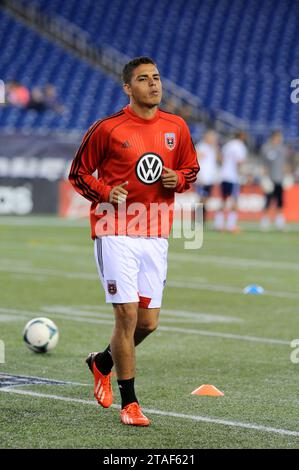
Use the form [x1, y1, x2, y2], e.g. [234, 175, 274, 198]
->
[0, 265, 96, 280]
[1, 264, 298, 299]
[1, 243, 299, 271]
[0, 314, 27, 322]
[2, 388, 299, 438]
[157, 326, 289, 345]
[167, 280, 299, 300]
[169, 253, 299, 271]
[42, 305, 243, 324]
[0, 307, 115, 327]
[0, 307, 290, 345]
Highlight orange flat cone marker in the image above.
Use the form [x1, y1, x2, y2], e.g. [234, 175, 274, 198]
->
[191, 384, 224, 396]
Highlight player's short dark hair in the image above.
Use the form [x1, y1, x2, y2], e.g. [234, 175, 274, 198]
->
[122, 57, 157, 84]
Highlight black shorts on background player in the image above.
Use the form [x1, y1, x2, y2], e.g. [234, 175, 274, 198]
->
[264, 183, 283, 209]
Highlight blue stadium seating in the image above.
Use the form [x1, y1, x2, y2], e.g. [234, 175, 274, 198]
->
[0, 9, 127, 132]
[1, 0, 299, 139]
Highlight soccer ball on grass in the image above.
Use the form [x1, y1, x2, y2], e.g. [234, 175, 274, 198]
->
[23, 317, 59, 353]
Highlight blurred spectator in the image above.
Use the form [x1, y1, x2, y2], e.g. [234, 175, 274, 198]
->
[3, 81, 64, 113]
[43, 84, 64, 113]
[27, 84, 64, 113]
[260, 130, 287, 231]
[5, 81, 30, 107]
[27, 86, 47, 111]
[194, 130, 220, 222]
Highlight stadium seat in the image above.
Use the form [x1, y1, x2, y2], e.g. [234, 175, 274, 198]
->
[1, 0, 299, 140]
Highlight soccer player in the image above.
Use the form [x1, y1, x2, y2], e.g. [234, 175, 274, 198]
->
[260, 130, 287, 231]
[214, 130, 247, 232]
[69, 57, 199, 426]
[195, 130, 220, 222]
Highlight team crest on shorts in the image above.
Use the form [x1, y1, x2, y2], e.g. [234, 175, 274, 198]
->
[165, 133, 176, 150]
[107, 280, 117, 295]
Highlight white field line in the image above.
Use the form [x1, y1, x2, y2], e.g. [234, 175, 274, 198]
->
[0, 258, 33, 266]
[1, 388, 299, 438]
[0, 242, 91, 254]
[0, 214, 296, 229]
[0, 307, 115, 327]
[0, 265, 97, 280]
[0, 314, 27, 322]
[1, 243, 299, 271]
[157, 326, 289, 345]
[0, 307, 290, 345]
[168, 253, 299, 271]
[167, 280, 299, 300]
[1, 264, 298, 300]
[1, 215, 299, 233]
[42, 305, 243, 324]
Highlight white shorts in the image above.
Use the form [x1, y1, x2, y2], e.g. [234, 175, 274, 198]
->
[94, 236, 168, 308]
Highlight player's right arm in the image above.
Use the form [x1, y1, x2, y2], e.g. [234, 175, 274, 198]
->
[69, 122, 112, 203]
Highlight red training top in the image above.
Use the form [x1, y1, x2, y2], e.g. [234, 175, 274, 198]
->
[69, 105, 199, 238]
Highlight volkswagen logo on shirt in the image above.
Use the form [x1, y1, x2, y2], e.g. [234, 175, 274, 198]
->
[135, 153, 164, 185]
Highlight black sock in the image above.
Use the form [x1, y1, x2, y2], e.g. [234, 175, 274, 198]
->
[95, 344, 114, 376]
[117, 378, 138, 409]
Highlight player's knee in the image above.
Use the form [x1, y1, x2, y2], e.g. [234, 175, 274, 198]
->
[136, 321, 158, 336]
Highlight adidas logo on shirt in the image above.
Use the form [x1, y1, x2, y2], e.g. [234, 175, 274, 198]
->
[121, 140, 131, 148]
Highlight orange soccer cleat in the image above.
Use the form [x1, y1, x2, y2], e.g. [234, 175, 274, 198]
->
[86, 352, 113, 408]
[120, 402, 150, 426]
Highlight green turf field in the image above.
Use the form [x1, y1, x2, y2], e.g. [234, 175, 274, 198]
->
[1, 216, 299, 449]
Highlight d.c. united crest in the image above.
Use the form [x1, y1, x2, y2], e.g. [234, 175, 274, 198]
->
[107, 280, 117, 295]
[165, 133, 176, 150]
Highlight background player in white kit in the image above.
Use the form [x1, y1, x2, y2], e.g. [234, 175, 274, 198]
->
[195, 130, 220, 223]
[214, 131, 247, 232]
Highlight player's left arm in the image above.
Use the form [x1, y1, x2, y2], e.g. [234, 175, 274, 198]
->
[172, 120, 200, 193]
